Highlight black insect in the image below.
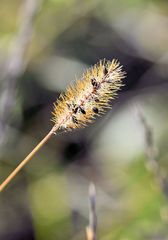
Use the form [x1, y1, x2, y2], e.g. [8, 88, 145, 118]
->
[79, 106, 86, 114]
[94, 98, 99, 102]
[67, 103, 80, 115]
[91, 78, 97, 86]
[103, 66, 108, 75]
[73, 107, 79, 114]
[72, 116, 78, 124]
[92, 107, 99, 114]
[91, 78, 100, 90]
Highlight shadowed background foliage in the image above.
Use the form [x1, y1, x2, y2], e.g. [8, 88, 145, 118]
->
[1, 0, 168, 239]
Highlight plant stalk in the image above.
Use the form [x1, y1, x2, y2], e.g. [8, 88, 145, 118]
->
[0, 125, 58, 192]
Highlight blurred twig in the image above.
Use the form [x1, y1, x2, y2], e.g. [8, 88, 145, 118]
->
[138, 109, 168, 200]
[86, 183, 97, 240]
[139, 110, 158, 173]
[0, 0, 41, 147]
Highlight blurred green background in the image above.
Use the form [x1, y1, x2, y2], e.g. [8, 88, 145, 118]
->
[1, 0, 168, 239]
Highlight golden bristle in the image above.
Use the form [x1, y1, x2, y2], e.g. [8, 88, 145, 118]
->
[51, 59, 126, 131]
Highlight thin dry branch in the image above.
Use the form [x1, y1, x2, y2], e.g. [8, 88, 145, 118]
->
[86, 183, 97, 240]
[138, 110, 168, 200]
[0, 0, 41, 146]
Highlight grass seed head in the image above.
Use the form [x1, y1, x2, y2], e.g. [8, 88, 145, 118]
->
[51, 59, 126, 131]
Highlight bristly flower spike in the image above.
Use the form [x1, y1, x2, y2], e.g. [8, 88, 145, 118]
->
[0, 59, 126, 192]
[52, 59, 125, 131]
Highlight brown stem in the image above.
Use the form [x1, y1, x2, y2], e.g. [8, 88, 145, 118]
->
[0, 125, 58, 192]
[86, 183, 97, 240]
